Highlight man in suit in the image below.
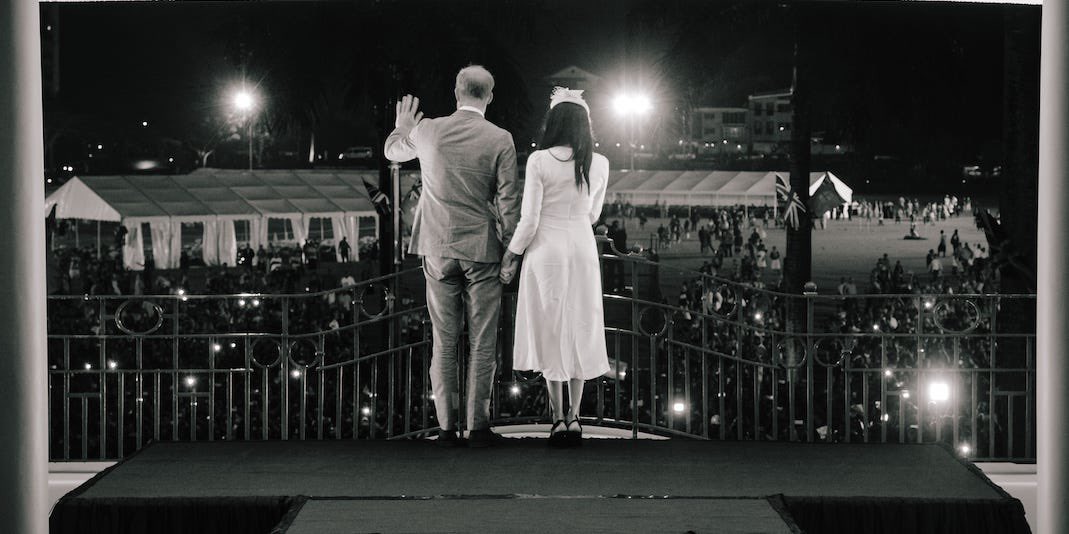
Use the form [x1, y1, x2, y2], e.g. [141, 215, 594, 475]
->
[384, 65, 521, 447]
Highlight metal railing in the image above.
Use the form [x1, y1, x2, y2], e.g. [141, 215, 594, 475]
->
[47, 240, 1036, 462]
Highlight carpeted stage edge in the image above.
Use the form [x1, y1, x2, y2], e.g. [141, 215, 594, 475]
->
[50, 439, 1031, 534]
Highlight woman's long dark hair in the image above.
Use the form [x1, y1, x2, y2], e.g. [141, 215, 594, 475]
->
[539, 102, 594, 191]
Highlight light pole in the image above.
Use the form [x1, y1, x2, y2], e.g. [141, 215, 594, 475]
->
[613, 93, 652, 171]
[233, 89, 256, 170]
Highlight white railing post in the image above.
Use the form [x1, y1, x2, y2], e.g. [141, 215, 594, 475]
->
[0, 1, 49, 532]
[1037, 2, 1069, 533]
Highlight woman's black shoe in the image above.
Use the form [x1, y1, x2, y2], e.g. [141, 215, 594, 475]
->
[565, 417, 583, 446]
[548, 420, 568, 447]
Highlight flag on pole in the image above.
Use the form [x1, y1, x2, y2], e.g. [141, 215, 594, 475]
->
[362, 177, 392, 216]
[775, 173, 790, 203]
[776, 172, 807, 230]
[808, 173, 846, 217]
[784, 192, 806, 230]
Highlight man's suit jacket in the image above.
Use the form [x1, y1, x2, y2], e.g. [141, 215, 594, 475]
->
[384, 109, 521, 263]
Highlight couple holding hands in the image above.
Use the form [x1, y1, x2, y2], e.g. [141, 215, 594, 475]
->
[384, 65, 610, 448]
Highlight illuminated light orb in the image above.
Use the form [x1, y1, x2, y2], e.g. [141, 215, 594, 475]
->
[233, 91, 255, 112]
[928, 381, 951, 402]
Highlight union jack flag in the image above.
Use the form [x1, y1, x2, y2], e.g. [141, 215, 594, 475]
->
[776, 173, 807, 230]
[362, 177, 392, 216]
[775, 173, 791, 203]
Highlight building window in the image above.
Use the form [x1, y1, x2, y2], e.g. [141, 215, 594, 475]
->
[766, 121, 773, 134]
[723, 112, 746, 124]
[776, 103, 791, 113]
[753, 122, 762, 135]
[765, 103, 774, 115]
[752, 104, 762, 117]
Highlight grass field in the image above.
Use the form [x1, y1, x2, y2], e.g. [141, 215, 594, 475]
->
[620, 214, 989, 295]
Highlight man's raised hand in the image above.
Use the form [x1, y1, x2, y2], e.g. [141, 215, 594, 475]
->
[395, 94, 424, 132]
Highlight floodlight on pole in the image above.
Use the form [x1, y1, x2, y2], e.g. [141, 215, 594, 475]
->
[232, 88, 259, 170]
[613, 92, 653, 171]
[233, 91, 255, 112]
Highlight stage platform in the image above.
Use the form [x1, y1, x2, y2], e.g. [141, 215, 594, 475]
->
[50, 438, 1030, 533]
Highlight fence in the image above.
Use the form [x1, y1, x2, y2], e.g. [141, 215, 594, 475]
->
[47, 240, 1036, 462]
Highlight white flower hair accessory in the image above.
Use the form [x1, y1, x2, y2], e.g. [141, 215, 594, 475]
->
[549, 86, 590, 114]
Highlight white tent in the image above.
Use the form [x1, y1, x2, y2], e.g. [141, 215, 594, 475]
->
[44, 168, 410, 270]
[605, 169, 852, 208]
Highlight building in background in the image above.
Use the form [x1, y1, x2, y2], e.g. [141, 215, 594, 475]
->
[537, 65, 605, 150]
[748, 89, 792, 155]
[544, 65, 602, 92]
[691, 106, 750, 156]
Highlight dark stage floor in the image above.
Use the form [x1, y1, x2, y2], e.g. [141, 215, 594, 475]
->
[51, 439, 1030, 534]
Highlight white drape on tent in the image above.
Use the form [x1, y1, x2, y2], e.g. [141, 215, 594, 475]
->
[288, 214, 308, 245]
[248, 217, 266, 252]
[219, 220, 237, 266]
[149, 221, 174, 269]
[169, 221, 183, 270]
[330, 215, 358, 261]
[202, 219, 219, 266]
[122, 223, 145, 271]
[44, 170, 384, 269]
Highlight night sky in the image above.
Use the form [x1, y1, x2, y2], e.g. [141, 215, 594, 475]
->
[45, 1, 1039, 190]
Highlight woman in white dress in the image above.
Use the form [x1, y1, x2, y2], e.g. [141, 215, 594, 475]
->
[499, 87, 609, 446]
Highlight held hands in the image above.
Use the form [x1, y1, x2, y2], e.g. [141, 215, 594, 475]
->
[395, 95, 424, 133]
[499, 251, 520, 285]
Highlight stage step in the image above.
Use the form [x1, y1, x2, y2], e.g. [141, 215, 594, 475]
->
[281, 497, 799, 534]
[50, 439, 1031, 534]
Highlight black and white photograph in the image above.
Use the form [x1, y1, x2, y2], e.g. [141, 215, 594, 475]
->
[2, 0, 1066, 532]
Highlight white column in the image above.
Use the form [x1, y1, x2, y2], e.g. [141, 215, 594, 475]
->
[1037, 2, 1069, 533]
[0, 1, 50, 532]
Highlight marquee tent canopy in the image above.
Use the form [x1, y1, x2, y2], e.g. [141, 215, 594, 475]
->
[44, 169, 417, 270]
[605, 170, 852, 209]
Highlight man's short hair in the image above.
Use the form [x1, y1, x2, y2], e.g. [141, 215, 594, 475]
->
[456, 65, 494, 100]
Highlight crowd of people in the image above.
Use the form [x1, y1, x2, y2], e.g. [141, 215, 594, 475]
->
[51, 235, 378, 297]
[46, 234, 396, 345]
[48, 195, 1026, 456]
[850, 195, 972, 227]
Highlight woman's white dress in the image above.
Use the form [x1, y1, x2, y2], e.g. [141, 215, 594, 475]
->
[509, 148, 610, 381]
